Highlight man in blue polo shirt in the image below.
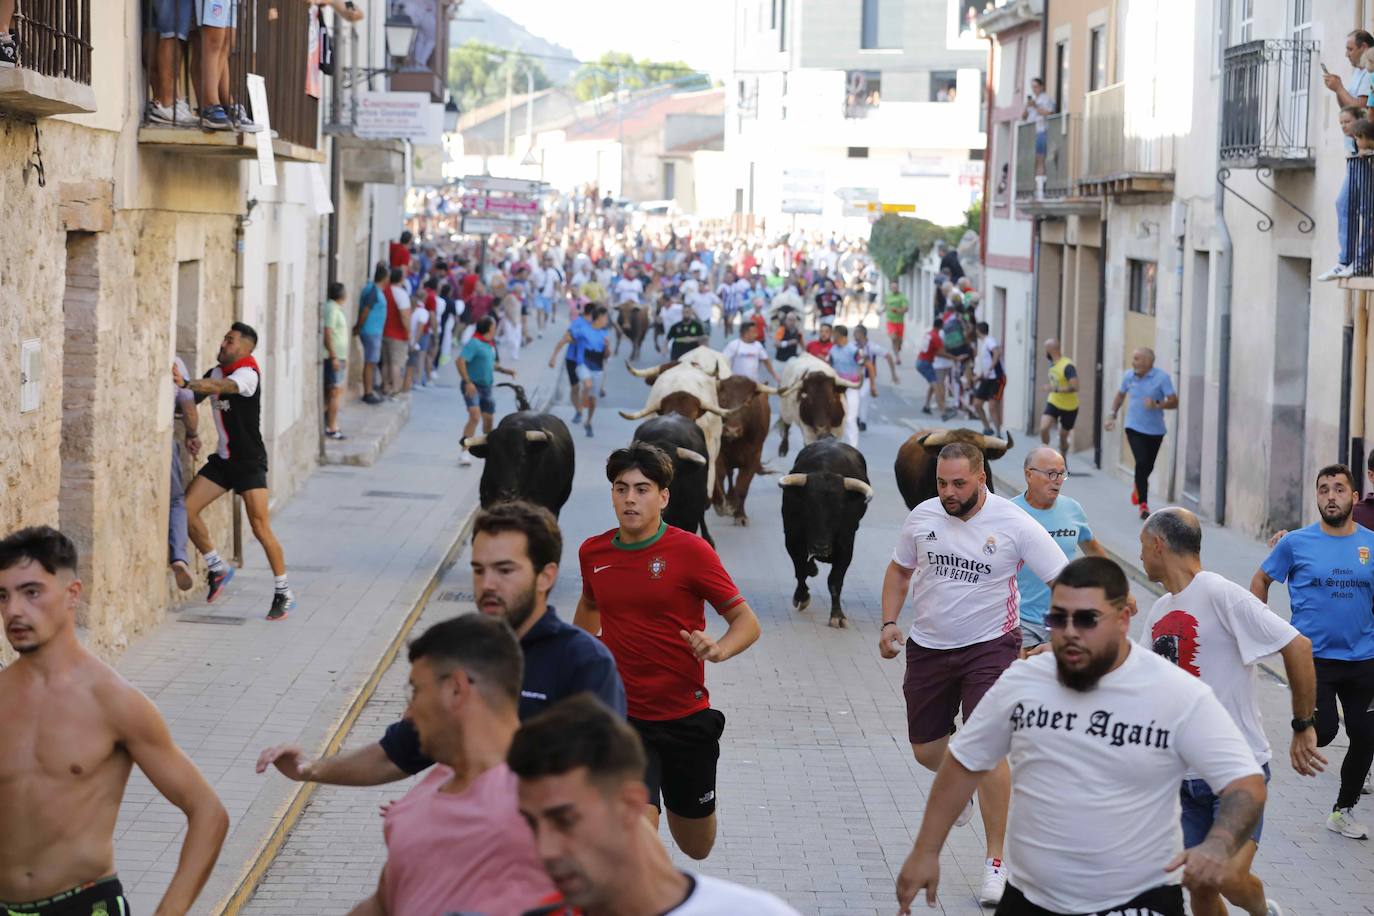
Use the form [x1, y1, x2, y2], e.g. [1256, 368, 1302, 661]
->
[1252, 464, 1374, 840]
[1010, 447, 1107, 652]
[1105, 347, 1177, 520]
[254, 501, 626, 786]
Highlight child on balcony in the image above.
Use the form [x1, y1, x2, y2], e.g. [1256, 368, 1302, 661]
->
[0, 0, 16, 68]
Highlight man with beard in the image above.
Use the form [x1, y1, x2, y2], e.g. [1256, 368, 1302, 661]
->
[255, 501, 625, 786]
[1251, 464, 1374, 839]
[0, 526, 228, 915]
[511, 694, 800, 916]
[896, 557, 1267, 916]
[879, 442, 1069, 905]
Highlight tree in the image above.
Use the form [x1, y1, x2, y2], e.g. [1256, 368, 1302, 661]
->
[570, 51, 703, 101]
[447, 40, 553, 114]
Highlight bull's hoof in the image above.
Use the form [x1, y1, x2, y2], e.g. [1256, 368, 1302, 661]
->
[735, 514, 749, 527]
[713, 502, 729, 517]
[794, 593, 810, 611]
[827, 614, 847, 629]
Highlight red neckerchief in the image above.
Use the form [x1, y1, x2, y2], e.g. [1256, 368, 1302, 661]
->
[222, 355, 261, 376]
[475, 332, 495, 345]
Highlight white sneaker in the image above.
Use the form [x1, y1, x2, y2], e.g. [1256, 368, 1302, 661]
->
[955, 797, 974, 827]
[1326, 806, 1368, 839]
[979, 857, 1007, 905]
[1265, 900, 1284, 916]
[148, 102, 176, 125]
[1364, 771, 1371, 795]
[458, 451, 472, 467]
[173, 99, 196, 124]
[1317, 263, 1354, 281]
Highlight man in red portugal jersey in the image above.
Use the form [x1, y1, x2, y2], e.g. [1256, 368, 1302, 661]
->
[575, 443, 762, 861]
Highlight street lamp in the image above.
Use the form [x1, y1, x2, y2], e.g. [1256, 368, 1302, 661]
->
[384, 12, 417, 62]
[444, 97, 461, 132]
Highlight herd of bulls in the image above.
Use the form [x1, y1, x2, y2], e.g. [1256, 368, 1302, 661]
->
[462, 354, 1017, 628]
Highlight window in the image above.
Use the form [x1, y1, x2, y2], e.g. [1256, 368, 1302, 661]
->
[1055, 40, 1069, 113]
[1233, 0, 1254, 44]
[1088, 27, 1106, 91]
[956, 0, 982, 41]
[844, 71, 881, 118]
[861, 0, 902, 50]
[779, 0, 787, 50]
[1290, 0, 1311, 42]
[1128, 260, 1158, 316]
[847, 146, 870, 158]
[930, 70, 959, 102]
[663, 162, 676, 199]
[770, 0, 777, 28]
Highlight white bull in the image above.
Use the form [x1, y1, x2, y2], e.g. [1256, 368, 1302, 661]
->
[620, 363, 732, 484]
[775, 352, 861, 456]
[628, 345, 733, 383]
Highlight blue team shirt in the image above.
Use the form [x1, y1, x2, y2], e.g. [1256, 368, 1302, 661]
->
[460, 336, 497, 386]
[828, 341, 865, 381]
[1119, 367, 1176, 436]
[1261, 524, 1374, 661]
[1010, 493, 1094, 626]
[564, 316, 590, 364]
[358, 282, 386, 337]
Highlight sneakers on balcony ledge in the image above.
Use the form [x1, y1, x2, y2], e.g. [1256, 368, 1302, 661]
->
[230, 104, 263, 133]
[0, 32, 18, 68]
[1317, 263, 1355, 281]
[200, 104, 233, 131]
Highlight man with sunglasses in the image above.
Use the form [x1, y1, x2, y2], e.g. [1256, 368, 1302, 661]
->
[896, 557, 1267, 916]
[1139, 508, 1314, 916]
[1011, 447, 1107, 655]
[880, 442, 1069, 905]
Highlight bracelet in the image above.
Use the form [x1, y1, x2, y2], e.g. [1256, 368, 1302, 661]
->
[881, 621, 899, 630]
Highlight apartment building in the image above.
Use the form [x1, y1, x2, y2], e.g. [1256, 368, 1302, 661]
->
[727, 0, 988, 232]
[990, 0, 1373, 539]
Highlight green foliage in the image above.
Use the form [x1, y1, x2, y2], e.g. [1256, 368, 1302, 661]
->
[447, 40, 553, 114]
[570, 51, 703, 101]
[867, 198, 983, 278]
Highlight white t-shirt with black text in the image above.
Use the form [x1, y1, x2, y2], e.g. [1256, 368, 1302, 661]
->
[893, 492, 1068, 649]
[666, 872, 800, 915]
[613, 276, 644, 305]
[949, 647, 1262, 913]
[1138, 571, 1297, 775]
[721, 339, 768, 380]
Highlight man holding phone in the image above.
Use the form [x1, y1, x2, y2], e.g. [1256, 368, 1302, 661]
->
[1022, 78, 1056, 170]
[1318, 30, 1373, 282]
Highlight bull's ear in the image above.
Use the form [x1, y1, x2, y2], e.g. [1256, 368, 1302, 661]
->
[467, 443, 490, 459]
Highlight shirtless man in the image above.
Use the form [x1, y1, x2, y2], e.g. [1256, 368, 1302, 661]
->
[0, 526, 228, 915]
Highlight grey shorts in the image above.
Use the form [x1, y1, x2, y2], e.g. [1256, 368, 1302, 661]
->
[1019, 621, 1050, 650]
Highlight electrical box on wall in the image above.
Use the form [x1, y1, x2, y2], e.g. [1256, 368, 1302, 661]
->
[20, 339, 40, 413]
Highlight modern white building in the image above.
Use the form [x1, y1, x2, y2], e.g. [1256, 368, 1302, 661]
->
[724, 0, 989, 232]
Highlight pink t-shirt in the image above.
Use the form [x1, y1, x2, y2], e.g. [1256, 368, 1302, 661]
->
[382, 763, 555, 916]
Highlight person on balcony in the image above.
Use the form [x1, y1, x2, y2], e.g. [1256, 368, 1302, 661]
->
[1318, 31, 1373, 282]
[0, 0, 15, 68]
[147, 0, 196, 125]
[1022, 77, 1056, 174]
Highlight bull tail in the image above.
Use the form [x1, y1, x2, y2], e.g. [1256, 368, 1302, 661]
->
[496, 382, 532, 412]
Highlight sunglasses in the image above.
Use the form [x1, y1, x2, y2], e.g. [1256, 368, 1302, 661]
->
[1043, 609, 1104, 630]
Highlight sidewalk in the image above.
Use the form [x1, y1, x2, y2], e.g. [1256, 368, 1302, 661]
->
[112, 328, 564, 914]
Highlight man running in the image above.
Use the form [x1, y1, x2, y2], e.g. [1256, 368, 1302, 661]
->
[511, 694, 801, 915]
[827, 325, 865, 447]
[575, 443, 762, 860]
[178, 323, 295, 620]
[1105, 347, 1178, 519]
[916, 316, 952, 419]
[896, 556, 1267, 916]
[666, 308, 709, 361]
[852, 325, 897, 433]
[0, 526, 228, 914]
[971, 321, 1005, 437]
[257, 500, 625, 786]
[884, 279, 908, 363]
[457, 315, 517, 466]
[1140, 508, 1317, 916]
[880, 442, 1069, 905]
[1039, 338, 1078, 456]
[721, 322, 778, 384]
[1011, 447, 1107, 653]
[1251, 464, 1374, 839]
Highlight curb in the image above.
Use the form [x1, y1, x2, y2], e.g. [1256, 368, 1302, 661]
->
[216, 502, 479, 915]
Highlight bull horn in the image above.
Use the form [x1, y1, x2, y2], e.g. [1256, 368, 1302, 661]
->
[777, 473, 808, 487]
[979, 434, 1010, 452]
[462, 434, 488, 449]
[628, 363, 658, 378]
[675, 447, 708, 466]
[843, 477, 875, 501]
[918, 429, 953, 448]
[618, 406, 657, 420]
[835, 376, 863, 389]
[776, 383, 800, 397]
[525, 430, 549, 443]
[701, 403, 732, 417]
[755, 383, 779, 395]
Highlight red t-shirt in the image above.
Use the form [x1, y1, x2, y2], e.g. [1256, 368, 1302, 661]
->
[579, 523, 744, 721]
[460, 272, 479, 301]
[383, 285, 408, 341]
[389, 241, 411, 269]
[918, 328, 942, 362]
[806, 339, 834, 360]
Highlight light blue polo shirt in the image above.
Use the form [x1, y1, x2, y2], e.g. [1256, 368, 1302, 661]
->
[1119, 367, 1176, 436]
[1010, 493, 1095, 626]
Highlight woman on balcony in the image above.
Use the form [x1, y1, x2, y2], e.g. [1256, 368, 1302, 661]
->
[1317, 31, 1373, 282]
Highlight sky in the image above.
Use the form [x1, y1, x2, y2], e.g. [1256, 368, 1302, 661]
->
[481, 0, 733, 79]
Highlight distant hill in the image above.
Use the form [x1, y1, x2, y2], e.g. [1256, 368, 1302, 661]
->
[449, 0, 581, 82]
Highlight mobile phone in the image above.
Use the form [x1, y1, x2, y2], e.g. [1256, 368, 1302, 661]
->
[1321, 62, 1330, 75]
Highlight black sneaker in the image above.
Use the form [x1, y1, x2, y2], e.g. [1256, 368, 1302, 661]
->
[857, 420, 867, 432]
[0, 35, 17, 69]
[206, 566, 235, 603]
[362, 392, 383, 405]
[267, 591, 295, 621]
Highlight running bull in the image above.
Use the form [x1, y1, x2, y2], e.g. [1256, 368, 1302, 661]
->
[775, 352, 862, 457]
[893, 428, 1014, 509]
[779, 438, 873, 628]
[633, 414, 715, 546]
[713, 374, 775, 525]
[462, 383, 575, 517]
[620, 362, 734, 486]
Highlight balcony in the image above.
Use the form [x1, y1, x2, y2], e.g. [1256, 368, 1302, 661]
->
[0, 0, 94, 117]
[1338, 156, 1374, 290]
[1014, 114, 1097, 216]
[138, 0, 322, 163]
[1081, 82, 1174, 196]
[1220, 39, 1318, 169]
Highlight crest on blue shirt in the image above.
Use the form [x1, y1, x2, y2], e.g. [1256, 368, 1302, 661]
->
[1361, 546, 1370, 566]
[649, 555, 667, 578]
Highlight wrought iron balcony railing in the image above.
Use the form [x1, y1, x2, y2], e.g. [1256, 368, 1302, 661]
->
[1220, 39, 1318, 169]
[1346, 155, 1374, 276]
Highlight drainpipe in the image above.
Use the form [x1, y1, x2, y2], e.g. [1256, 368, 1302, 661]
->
[1168, 201, 1185, 501]
[1340, 291, 1355, 465]
[1092, 206, 1107, 469]
[979, 33, 994, 267]
[1214, 155, 1233, 526]
[1028, 216, 1042, 434]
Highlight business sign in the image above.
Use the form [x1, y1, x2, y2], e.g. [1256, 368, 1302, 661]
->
[780, 198, 824, 215]
[461, 175, 546, 194]
[834, 186, 879, 201]
[460, 195, 540, 214]
[462, 215, 534, 235]
[356, 91, 433, 141]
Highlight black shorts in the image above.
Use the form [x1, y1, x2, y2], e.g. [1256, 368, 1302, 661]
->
[946, 343, 973, 359]
[565, 359, 579, 389]
[0, 876, 130, 916]
[1043, 403, 1079, 429]
[197, 454, 269, 494]
[630, 707, 726, 819]
[974, 378, 1005, 402]
[996, 882, 1182, 916]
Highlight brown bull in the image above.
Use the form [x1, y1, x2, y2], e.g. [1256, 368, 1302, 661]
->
[712, 375, 776, 525]
[893, 428, 1015, 509]
[615, 304, 650, 362]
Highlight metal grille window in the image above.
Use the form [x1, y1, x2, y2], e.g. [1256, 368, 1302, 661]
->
[1219, 39, 1318, 169]
[13, 0, 91, 84]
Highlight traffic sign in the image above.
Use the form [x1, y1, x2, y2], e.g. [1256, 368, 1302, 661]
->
[866, 202, 917, 214]
[462, 215, 534, 235]
[781, 198, 824, 215]
[461, 175, 545, 194]
[835, 186, 879, 201]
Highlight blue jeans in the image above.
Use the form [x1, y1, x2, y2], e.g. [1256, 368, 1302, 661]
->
[1338, 172, 1351, 265]
[1180, 762, 1270, 847]
[169, 438, 188, 565]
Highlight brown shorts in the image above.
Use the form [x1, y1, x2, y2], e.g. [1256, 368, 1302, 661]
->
[902, 631, 1020, 745]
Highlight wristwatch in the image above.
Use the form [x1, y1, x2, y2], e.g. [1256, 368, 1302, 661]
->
[1291, 714, 1317, 733]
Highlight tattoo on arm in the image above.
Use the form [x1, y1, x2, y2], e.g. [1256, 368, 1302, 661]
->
[1206, 785, 1263, 854]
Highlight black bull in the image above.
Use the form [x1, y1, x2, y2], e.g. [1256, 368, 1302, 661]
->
[893, 428, 1014, 509]
[463, 384, 575, 517]
[633, 414, 714, 547]
[779, 438, 873, 628]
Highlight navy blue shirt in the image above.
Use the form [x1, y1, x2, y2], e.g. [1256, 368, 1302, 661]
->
[379, 606, 626, 774]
